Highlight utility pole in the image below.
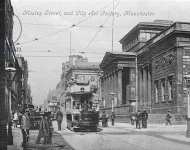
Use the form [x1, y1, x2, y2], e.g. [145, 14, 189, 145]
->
[111, 0, 115, 52]
[70, 30, 72, 56]
[69, 24, 76, 56]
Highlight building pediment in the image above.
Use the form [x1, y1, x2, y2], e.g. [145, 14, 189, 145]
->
[100, 52, 136, 69]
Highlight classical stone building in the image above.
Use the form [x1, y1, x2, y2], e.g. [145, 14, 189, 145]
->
[100, 52, 136, 118]
[135, 22, 190, 117]
[119, 20, 173, 114]
[101, 20, 190, 123]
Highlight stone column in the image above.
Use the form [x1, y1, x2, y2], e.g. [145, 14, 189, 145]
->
[113, 72, 118, 106]
[138, 68, 142, 106]
[145, 67, 148, 107]
[143, 68, 147, 107]
[117, 69, 122, 105]
[147, 67, 152, 110]
[115, 72, 119, 106]
[140, 69, 144, 106]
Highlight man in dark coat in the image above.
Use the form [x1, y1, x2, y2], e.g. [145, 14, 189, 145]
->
[165, 110, 172, 125]
[56, 108, 63, 131]
[110, 112, 116, 126]
[142, 110, 148, 128]
[36, 113, 50, 144]
[136, 110, 142, 129]
[102, 111, 107, 127]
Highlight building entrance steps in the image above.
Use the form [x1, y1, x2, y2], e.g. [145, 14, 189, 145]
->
[112, 113, 186, 124]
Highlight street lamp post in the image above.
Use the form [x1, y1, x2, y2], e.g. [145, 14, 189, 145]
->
[184, 75, 190, 137]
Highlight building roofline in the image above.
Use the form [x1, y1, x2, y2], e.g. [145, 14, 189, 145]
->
[100, 51, 136, 69]
[119, 20, 172, 44]
[137, 22, 190, 54]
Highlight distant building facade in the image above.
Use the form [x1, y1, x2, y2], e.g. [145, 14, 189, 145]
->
[63, 56, 100, 114]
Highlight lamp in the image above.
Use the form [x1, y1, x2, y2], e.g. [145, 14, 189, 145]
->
[5, 63, 17, 87]
[5, 62, 16, 72]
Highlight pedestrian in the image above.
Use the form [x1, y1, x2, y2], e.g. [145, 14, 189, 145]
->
[13, 111, 19, 128]
[130, 113, 136, 125]
[142, 110, 148, 128]
[36, 113, 50, 144]
[165, 110, 172, 125]
[18, 109, 23, 128]
[135, 110, 142, 129]
[56, 108, 63, 131]
[47, 112, 53, 144]
[21, 109, 31, 147]
[110, 112, 116, 126]
[102, 111, 106, 127]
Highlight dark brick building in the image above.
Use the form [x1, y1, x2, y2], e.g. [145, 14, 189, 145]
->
[0, 0, 30, 149]
[0, 0, 15, 149]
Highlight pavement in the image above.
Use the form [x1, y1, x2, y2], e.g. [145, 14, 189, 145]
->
[8, 126, 74, 150]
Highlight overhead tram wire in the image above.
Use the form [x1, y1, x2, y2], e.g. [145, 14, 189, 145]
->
[23, 55, 103, 59]
[17, 1, 117, 46]
[21, 23, 128, 29]
[83, 0, 120, 51]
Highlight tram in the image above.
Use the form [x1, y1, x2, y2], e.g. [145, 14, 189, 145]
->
[66, 93, 99, 132]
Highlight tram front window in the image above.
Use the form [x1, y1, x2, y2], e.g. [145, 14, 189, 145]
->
[74, 115, 79, 121]
[66, 114, 72, 121]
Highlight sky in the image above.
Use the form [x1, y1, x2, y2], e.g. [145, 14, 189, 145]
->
[11, 0, 190, 105]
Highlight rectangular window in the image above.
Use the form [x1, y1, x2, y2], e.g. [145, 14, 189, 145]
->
[161, 79, 166, 102]
[130, 69, 136, 82]
[139, 32, 151, 41]
[154, 81, 159, 103]
[130, 87, 136, 99]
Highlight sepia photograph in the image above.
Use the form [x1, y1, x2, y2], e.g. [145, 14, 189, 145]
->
[1, 0, 190, 149]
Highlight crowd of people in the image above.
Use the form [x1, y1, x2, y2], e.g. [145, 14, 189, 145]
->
[12, 106, 173, 147]
[100, 110, 172, 129]
[131, 110, 149, 129]
[12, 107, 63, 147]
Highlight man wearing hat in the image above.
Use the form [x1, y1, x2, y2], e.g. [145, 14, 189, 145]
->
[36, 112, 50, 144]
[56, 108, 63, 131]
[21, 109, 31, 146]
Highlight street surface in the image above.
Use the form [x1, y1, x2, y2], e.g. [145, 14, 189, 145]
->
[54, 118, 190, 150]
[9, 119, 190, 150]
